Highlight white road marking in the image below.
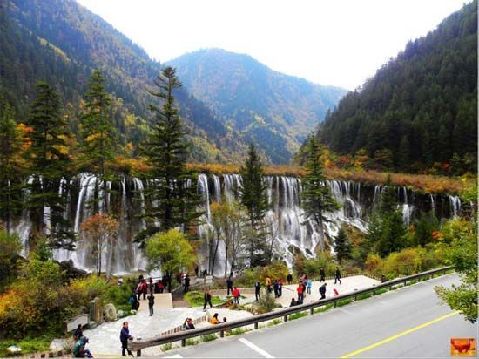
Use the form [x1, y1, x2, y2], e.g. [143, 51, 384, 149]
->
[239, 338, 275, 358]
[164, 355, 183, 358]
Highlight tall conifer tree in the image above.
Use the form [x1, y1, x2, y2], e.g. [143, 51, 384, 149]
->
[140, 66, 200, 243]
[301, 136, 339, 248]
[80, 70, 116, 212]
[0, 102, 22, 234]
[25, 82, 74, 249]
[239, 144, 269, 265]
[334, 225, 351, 264]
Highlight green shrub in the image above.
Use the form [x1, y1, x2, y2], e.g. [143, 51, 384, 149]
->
[226, 328, 248, 336]
[161, 343, 173, 351]
[336, 298, 353, 307]
[301, 252, 337, 279]
[289, 311, 307, 321]
[186, 338, 199, 346]
[314, 303, 334, 314]
[374, 288, 389, 295]
[104, 283, 132, 308]
[201, 334, 217, 342]
[0, 259, 78, 338]
[235, 262, 288, 287]
[356, 292, 373, 301]
[0, 337, 52, 357]
[184, 291, 222, 307]
[0, 231, 21, 291]
[266, 319, 282, 327]
[255, 292, 277, 314]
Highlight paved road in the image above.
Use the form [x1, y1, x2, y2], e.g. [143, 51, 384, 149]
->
[154, 274, 477, 358]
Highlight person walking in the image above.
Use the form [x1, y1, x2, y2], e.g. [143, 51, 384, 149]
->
[273, 280, 279, 298]
[278, 279, 283, 297]
[334, 268, 342, 285]
[156, 279, 164, 294]
[184, 274, 190, 293]
[148, 278, 154, 295]
[226, 277, 233, 296]
[232, 287, 240, 304]
[306, 278, 312, 295]
[287, 273, 293, 285]
[320, 267, 326, 282]
[320, 283, 327, 300]
[147, 293, 155, 316]
[265, 276, 272, 294]
[203, 289, 213, 310]
[119, 322, 133, 357]
[297, 283, 304, 303]
[254, 280, 261, 301]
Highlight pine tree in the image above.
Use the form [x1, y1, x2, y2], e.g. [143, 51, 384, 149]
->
[79, 70, 117, 213]
[25, 81, 74, 249]
[0, 102, 22, 234]
[367, 179, 407, 257]
[141, 66, 200, 242]
[334, 225, 351, 264]
[239, 143, 269, 265]
[301, 136, 339, 248]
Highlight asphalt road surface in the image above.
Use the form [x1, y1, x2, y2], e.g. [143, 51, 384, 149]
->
[157, 274, 477, 358]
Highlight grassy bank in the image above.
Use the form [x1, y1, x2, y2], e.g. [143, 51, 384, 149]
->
[187, 163, 469, 194]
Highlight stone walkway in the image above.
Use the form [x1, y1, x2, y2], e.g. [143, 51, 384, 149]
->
[276, 275, 380, 307]
[81, 275, 379, 357]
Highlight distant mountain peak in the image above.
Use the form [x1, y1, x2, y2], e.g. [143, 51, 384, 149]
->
[168, 48, 346, 163]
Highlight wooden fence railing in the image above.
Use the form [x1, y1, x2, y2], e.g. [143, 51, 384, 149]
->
[129, 266, 453, 356]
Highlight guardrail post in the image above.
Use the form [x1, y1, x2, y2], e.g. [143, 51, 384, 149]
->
[354, 294, 357, 301]
[310, 308, 314, 315]
[254, 322, 259, 329]
[137, 349, 141, 357]
[220, 330, 225, 338]
[181, 339, 186, 347]
[333, 300, 337, 308]
[284, 315, 288, 322]
[404, 279, 407, 286]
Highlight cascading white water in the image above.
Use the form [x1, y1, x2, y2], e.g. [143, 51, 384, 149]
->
[11, 172, 463, 275]
[448, 195, 462, 217]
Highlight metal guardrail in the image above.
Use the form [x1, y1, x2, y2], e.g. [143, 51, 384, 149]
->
[129, 266, 453, 356]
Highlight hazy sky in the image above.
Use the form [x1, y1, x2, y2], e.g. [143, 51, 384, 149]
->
[77, 0, 469, 90]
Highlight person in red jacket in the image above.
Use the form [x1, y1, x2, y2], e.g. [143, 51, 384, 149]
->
[232, 287, 240, 304]
[297, 283, 304, 303]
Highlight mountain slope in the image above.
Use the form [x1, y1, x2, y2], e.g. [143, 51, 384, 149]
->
[168, 49, 346, 163]
[316, 1, 477, 174]
[0, 0, 245, 163]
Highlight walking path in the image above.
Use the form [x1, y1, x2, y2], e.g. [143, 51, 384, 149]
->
[276, 275, 379, 307]
[81, 275, 379, 356]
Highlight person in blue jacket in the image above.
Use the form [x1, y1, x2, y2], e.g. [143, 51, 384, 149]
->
[120, 322, 133, 356]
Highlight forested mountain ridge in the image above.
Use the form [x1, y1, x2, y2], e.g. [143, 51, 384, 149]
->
[316, 1, 477, 175]
[168, 49, 346, 163]
[0, 0, 246, 163]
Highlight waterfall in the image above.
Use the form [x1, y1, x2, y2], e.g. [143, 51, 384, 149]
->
[10, 173, 462, 275]
[448, 195, 462, 217]
[401, 187, 414, 225]
[212, 175, 221, 202]
[430, 194, 436, 217]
